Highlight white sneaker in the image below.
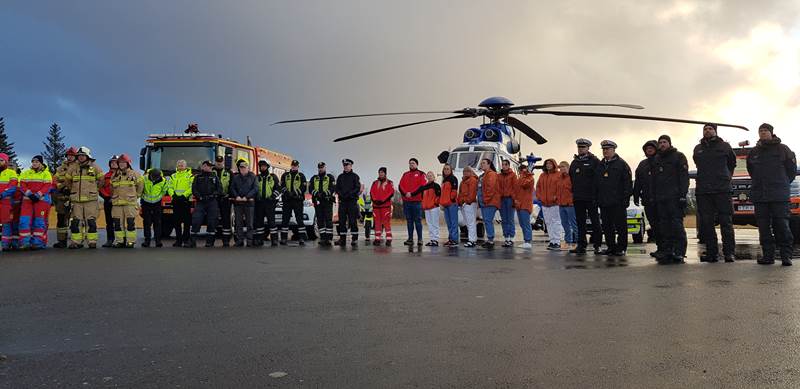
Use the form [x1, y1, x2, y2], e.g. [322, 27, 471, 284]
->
[518, 242, 532, 249]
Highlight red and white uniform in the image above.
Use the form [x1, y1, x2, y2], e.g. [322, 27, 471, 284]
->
[370, 178, 395, 242]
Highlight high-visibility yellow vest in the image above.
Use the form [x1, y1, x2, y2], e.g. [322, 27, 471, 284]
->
[168, 169, 194, 198]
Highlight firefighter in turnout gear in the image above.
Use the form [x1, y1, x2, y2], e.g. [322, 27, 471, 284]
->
[213, 156, 233, 247]
[309, 162, 336, 246]
[335, 159, 361, 247]
[141, 168, 167, 247]
[65, 146, 104, 249]
[52, 147, 77, 248]
[110, 154, 143, 248]
[190, 160, 223, 247]
[280, 160, 307, 245]
[255, 160, 281, 246]
[0, 153, 19, 251]
[358, 190, 374, 244]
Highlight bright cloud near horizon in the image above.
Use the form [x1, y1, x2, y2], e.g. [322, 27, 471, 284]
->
[1, 0, 798, 175]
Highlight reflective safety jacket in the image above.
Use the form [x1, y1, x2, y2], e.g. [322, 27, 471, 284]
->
[168, 168, 194, 199]
[213, 167, 232, 195]
[111, 168, 144, 206]
[20, 167, 53, 203]
[142, 169, 168, 204]
[257, 172, 280, 201]
[281, 171, 307, 201]
[309, 173, 336, 204]
[0, 167, 18, 201]
[66, 160, 104, 203]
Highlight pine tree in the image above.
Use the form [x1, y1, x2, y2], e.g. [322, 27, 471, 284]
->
[43, 122, 67, 173]
[0, 117, 18, 166]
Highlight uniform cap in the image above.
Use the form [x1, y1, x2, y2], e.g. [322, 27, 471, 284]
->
[600, 140, 617, 149]
[576, 138, 592, 147]
[342, 158, 354, 165]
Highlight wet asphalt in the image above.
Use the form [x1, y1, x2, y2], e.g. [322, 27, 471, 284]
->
[1, 229, 799, 388]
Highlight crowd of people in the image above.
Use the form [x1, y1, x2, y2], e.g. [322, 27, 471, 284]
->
[0, 123, 795, 265]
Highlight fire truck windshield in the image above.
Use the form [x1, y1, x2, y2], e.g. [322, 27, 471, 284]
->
[150, 145, 215, 172]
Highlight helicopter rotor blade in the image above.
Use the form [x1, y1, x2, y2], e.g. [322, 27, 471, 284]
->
[505, 116, 548, 145]
[523, 110, 750, 131]
[273, 110, 472, 125]
[333, 114, 473, 142]
[511, 103, 644, 113]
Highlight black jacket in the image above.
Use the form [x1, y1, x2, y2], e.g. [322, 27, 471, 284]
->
[230, 172, 258, 200]
[595, 155, 632, 208]
[569, 153, 601, 201]
[632, 156, 655, 206]
[693, 136, 736, 195]
[281, 171, 308, 201]
[192, 171, 223, 201]
[335, 171, 361, 202]
[309, 173, 336, 204]
[747, 136, 797, 202]
[652, 147, 689, 202]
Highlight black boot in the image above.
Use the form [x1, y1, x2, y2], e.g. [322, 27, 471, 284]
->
[222, 239, 230, 248]
[142, 239, 151, 248]
[205, 238, 215, 248]
[336, 236, 346, 247]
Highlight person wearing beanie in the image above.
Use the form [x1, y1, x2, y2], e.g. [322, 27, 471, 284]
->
[279, 159, 307, 246]
[693, 123, 737, 262]
[633, 140, 659, 252]
[0, 152, 20, 251]
[308, 161, 336, 246]
[19, 155, 53, 250]
[65, 146, 105, 249]
[100, 155, 119, 247]
[748, 123, 797, 266]
[568, 138, 602, 254]
[596, 140, 633, 256]
[651, 135, 689, 264]
[254, 160, 281, 246]
[370, 167, 395, 246]
[335, 159, 361, 247]
[52, 147, 78, 248]
[399, 157, 427, 246]
[110, 154, 143, 249]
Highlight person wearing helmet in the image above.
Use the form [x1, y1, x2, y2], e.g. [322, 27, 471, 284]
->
[212, 156, 233, 247]
[52, 147, 78, 248]
[110, 154, 143, 248]
[141, 167, 167, 248]
[0, 152, 19, 251]
[19, 156, 53, 250]
[65, 146, 105, 249]
[255, 159, 281, 246]
[280, 160, 308, 245]
[100, 155, 119, 247]
[230, 158, 257, 247]
[308, 161, 336, 246]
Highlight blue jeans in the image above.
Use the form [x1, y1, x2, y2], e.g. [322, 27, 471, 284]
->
[517, 210, 532, 242]
[403, 201, 423, 241]
[559, 206, 578, 243]
[481, 206, 498, 240]
[443, 204, 459, 242]
[500, 197, 516, 239]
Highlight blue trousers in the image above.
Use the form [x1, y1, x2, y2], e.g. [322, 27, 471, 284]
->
[443, 204, 459, 242]
[559, 206, 578, 243]
[517, 210, 532, 242]
[481, 206, 498, 240]
[403, 201, 423, 241]
[500, 197, 516, 239]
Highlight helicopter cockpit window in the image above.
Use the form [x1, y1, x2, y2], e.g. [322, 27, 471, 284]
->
[454, 151, 496, 169]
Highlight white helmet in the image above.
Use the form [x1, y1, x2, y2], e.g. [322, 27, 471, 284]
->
[76, 146, 93, 159]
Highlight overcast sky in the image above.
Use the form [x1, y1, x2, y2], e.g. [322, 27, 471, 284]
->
[2, 0, 799, 176]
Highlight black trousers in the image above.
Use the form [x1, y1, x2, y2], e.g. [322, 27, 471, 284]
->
[281, 198, 306, 240]
[696, 193, 736, 256]
[655, 199, 687, 258]
[191, 199, 219, 243]
[315, 202, 334, 241]
[755, 201, 794, 260]
[216, 198, 232, 243]
[338, 199, 359, 238]
[102, 196, 114, 242]
[644, 203, 659, 244]
[172, 196, 192, 243]
[255, 199, 277, 241]
[600, 205, 628, 253]
[141, 202, 163, 242]
[574, 200, 602, 249]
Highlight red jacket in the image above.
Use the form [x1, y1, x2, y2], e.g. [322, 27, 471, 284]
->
[370, 179, 395, 209]
[514, 169, 535, 213]
[399, 169, 427, 202]
[458, 175, 478, 205]
[498, 168, 517, 198]
[440, 174, 458, 207]
[557, 173, 574, 207]
[536, 167, 561, 207]
[480, 170, 501, 208]
[421, 183, 441, 210]
[99, 171, 113, 198]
